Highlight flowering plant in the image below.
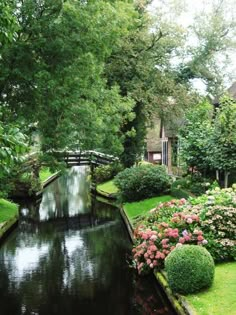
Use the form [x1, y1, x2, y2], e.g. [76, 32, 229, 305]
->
[132, 210, 207, 274]
[132, 185, 236, 273]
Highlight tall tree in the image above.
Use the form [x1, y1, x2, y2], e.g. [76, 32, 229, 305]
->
[0, 0, 135, 157]
[178, 101, 213, 174]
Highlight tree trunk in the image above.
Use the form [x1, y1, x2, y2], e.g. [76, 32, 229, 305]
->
[224, 171, 229, 188]
[216, 170, 219, 181]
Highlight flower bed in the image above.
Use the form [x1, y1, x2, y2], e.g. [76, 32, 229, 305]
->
[132, 185, 236, 275]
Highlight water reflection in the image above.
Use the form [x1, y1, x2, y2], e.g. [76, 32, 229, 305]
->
[39, 166, 91, 221]
[0, 208, 133, 315]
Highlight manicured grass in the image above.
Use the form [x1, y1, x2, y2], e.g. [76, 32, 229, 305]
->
[0, 199, 18, 223]
[124, 195, 174, 220]
[97, 180, 119, 194]
[39, 167, 54, 183]
[185, 262, 236, 315]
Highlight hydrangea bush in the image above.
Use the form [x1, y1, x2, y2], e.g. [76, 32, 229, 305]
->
[132, 185, 236, 274]
[187, 185, 236, 261]
[132, 204, 207, 274]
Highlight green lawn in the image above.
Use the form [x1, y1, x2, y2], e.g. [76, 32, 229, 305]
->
[185, 262, 236, 315]
[0, 199, 18, 223]
[39, 167, 54, 183]
[124, 195, 174, 220]
[97, 180, 119, 194]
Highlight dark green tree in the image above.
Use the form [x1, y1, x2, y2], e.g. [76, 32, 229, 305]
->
[0, 0, 135, 158]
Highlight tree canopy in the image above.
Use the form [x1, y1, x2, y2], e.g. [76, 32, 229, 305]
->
[0, 0, 236, 169]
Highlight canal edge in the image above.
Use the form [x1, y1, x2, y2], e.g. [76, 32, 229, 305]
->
[36, 171, 61, 197]
[0, 216, 18, 244]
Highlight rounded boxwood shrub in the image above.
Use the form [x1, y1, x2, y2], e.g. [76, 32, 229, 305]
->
[165, 245, 215, 294]
[114, 165, 171, 202]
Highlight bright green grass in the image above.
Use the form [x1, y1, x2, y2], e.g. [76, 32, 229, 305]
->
[124, 195, 174, 220]
[97, 180, 119, 194]
[185, 262, 236, 315]
[39, 167, 54, 183]
[0, 199, 18, 223]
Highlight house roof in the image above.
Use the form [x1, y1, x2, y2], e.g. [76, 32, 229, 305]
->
[213, 81, 236, 104]
[163, 118, 184, 138]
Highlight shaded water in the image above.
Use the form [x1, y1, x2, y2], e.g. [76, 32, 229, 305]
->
[0, 166, 175, 315]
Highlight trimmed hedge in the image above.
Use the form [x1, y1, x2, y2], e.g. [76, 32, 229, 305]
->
[165, 245, 215, 294]
[114, 165, 171, 202]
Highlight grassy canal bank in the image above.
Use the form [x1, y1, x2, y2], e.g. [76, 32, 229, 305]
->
[0, 168, 55, 240]
[97, 179, 236, 315]
[0, 198, 18, 223]
[0, 198, 19, 240]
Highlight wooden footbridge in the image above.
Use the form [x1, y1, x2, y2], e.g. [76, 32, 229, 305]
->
[22, 150, 118, 170]
[60, 150, 119, 167]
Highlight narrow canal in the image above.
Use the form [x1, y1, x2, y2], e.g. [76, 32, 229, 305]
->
[0, 166, 175, 315]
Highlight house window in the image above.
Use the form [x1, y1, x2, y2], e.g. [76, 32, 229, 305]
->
[153, 153, 161, 161]
[162, 140, 168, 166]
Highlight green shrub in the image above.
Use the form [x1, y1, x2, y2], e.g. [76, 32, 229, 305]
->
[165, 245, 215, 294]
[93, 162, 123, 183]
[171, 174, 214, 196]
[171, 187, 191, 199]
[171, 178, 190, 190]
[114, 165, 171, 202]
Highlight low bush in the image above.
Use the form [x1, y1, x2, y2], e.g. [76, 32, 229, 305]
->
[165, 245, 215, 294]
[93, 162, 123, 184]
[171, 174, 215, 196]
[114, 165, 171, 202]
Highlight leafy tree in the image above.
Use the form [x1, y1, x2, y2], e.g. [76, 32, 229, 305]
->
[105, 1, 197, 166]
[0, 0, 18, 48]
[0, 0, 135, 158]
[178, 101, 213, 175]
[179, 97, 236, 187]
[209, 97, 236, 187]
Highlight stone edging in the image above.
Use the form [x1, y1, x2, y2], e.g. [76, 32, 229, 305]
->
[155, 271, 196, 315]
[36, 171, 61, 197]
[95, 188, 117, 200]
[0, 216, 18, 242]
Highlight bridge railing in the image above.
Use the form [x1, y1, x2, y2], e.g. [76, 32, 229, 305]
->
[57, 150, 119, 167]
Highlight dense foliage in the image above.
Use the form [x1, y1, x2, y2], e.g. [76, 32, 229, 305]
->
[93, 163, 123, 184]
[0, 0, 136, 157]
[165, 245, 215, 294]
[0, 121, 28, 197]
[114, 165, 171, 202]
[171, 174, 215, 197]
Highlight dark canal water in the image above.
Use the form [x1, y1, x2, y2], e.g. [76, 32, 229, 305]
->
[0, 166, 175, 315]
